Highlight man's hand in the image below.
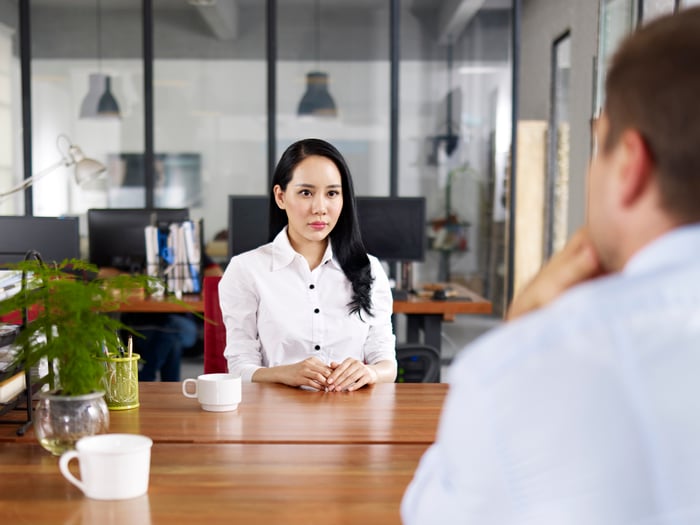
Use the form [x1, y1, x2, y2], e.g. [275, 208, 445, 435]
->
[506, 228, 604, 321]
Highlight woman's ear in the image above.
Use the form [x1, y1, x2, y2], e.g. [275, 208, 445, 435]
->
[273, 184, 285, 209]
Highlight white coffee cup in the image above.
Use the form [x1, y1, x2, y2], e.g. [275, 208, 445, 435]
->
[182, 373, 241, 412]
[59, 433, 153, 500]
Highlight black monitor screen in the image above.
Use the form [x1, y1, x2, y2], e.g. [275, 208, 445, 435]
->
[0, 216, 80, 265]
[227, 196, 270, 258]
[356, 197, 426, 262]
[226, 195, 426, 263]
[87, 208, 189, 272]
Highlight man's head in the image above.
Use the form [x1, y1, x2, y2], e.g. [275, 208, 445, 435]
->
[588, 7, 700, 270]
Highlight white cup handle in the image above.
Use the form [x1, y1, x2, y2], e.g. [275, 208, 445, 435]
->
[59, 450, 86, 494]
[182, 378, 198, 398]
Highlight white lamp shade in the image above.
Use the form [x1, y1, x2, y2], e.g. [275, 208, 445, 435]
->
[67, 144, 107, 188]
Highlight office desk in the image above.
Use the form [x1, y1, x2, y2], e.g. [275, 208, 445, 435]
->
[0, 441, 427, 524]
[0, 382, 447, 445]
[394, 284, 492, 355]
[116, 294, 205, 313]
[118, 285, 492, 355]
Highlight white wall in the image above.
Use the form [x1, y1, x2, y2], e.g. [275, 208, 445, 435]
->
[519, 0, 600, 237]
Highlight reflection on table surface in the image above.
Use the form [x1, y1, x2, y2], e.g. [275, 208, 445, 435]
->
[0, 382, 448, 445]
[0, 441, 430, 525]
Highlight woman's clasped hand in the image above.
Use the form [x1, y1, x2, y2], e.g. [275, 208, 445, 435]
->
[274, 356, 379, 392]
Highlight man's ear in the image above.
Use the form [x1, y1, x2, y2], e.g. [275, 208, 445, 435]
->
[618, 129, 654, 207]
[273, 185, 285, 209]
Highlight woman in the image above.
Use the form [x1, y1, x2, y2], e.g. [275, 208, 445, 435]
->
[219, 138, 396, 391]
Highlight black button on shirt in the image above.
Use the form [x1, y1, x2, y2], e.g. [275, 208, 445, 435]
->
[314, 308, 320, 314]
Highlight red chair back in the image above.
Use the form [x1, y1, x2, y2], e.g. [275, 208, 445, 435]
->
[203, 276, 227, 374]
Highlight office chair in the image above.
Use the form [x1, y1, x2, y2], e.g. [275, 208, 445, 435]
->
[395, 343, 441, 383]
[203, 276, 227, 374]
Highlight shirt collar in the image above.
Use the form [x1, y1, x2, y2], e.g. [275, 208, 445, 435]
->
[623, 223, 700, 277]
[271, 226, 339, 271]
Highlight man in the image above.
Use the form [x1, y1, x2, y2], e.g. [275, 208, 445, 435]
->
[402, 8, 700, 524]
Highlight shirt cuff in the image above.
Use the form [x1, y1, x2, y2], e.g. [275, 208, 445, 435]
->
[237, 364, 262, 383]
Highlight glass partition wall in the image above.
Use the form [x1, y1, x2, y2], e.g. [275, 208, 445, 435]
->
[30, 0, 143, 219]
[153, 0, 268, 252]
[276, 0, 390, 197]
[0, 2, 22, 216]
[401, 2, 513, 314]
[2, 0, 514, 318]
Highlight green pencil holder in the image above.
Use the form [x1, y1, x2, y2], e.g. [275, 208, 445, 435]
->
[99, 353, 140, 410]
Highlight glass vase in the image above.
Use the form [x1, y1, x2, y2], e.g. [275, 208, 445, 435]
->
[34, 391, 110, 456]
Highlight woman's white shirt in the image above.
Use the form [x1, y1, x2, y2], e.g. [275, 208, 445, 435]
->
[219, 228, 396, 381]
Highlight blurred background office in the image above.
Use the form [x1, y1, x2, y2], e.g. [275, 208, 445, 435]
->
[2, 0, 693, 375]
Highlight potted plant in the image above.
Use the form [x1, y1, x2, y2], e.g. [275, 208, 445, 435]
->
[0, 257, 157, 455]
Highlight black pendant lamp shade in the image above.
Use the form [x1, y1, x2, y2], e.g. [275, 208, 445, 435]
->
[297, 71, 337, 117]
[80, 73, 121, 119]
[97, 76, 120, 117]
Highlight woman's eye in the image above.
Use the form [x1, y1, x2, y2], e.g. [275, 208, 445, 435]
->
[328, 190, 340, 197]
[299, 190, 312, 197]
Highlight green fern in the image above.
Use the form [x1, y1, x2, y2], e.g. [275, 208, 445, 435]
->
[0, 259, 160, 396]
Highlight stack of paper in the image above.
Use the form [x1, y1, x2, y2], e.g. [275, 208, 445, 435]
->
[0, 371, 25, 404]
[0, 324, 19, 371]
[0, 323, 22, 404]
[0, 271, 22, 301]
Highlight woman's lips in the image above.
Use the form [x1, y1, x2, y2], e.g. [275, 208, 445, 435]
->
[309, 222, 327, 230]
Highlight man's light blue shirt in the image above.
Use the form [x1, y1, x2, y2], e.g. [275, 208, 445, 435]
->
[402, 224, 700, 524]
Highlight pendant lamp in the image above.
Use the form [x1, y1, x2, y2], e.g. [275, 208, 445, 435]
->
[80, 0, 121, 119]
[297, 0, 337, 117]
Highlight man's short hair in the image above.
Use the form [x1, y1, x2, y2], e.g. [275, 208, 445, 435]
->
[604, 7, 700, 222]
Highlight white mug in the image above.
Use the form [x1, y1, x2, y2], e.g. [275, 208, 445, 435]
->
[59, 433, 153, 500]
[182, 373, 241, 412]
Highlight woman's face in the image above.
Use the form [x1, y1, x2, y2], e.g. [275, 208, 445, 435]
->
[273, 155, 344, 251]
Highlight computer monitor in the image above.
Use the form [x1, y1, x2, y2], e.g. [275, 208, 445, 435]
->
[0, 216, 80, 265]
[227, 195, 270, 258]
[87, 208, 189, 272]
[226, 195, 426, 263]
[356, 197, 426, 262]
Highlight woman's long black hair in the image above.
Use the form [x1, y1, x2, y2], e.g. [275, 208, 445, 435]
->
[269, 138, 374, 317]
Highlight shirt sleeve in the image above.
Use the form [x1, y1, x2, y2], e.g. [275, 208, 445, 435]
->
[218, 255, 264, 382]
[362, 257, 397, 365]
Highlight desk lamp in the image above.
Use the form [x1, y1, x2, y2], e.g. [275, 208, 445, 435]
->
[0, 135, 107, 202]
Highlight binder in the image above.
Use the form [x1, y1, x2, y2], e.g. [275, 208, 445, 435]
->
[145, 220, 202, 295]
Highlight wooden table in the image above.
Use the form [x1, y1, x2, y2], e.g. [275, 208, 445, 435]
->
[0, 383, 446, 524]
[116, 293, 205, 314]
[0, 382, 448, 444]
[0, 442, 428, 524]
